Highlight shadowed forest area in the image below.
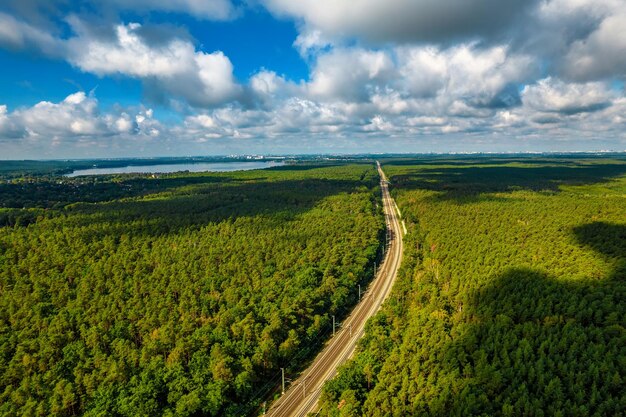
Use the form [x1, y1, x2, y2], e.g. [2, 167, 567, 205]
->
[0, 164, 385, 416]
[387, 159, 626, 202]
[319, 157, 625, 416]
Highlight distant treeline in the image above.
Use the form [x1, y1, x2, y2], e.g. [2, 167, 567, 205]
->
[3, 153, 623, 179]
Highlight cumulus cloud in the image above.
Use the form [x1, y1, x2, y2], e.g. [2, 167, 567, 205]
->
[293, 26, 334, 57]
[271, 0, 626, 86]
[181, 98, 359, 141]
[1, 0, 626, 157]
[293, 43, 534, 114]
[178, 85, 624, 146]
[2, 84, 624, 157]
[0, 15, 243, 108]
[16, 92, 105, 137]
[520, 0, 625, 82]
[398, 44, 534, 107]
[307, 48, 394, 102]
[250, 71, 287, 97]
[249, 70, 303, 110]
[263, 0, 538, 43]
[396, 47, 447, 98]
[1, 91, 162, 143]
[66, 20, 243, 107]
[66, 22, 193, 78]
[562, 12, 626, 80]
[0, 105, 23, 139]
[522, 77, 614, 114]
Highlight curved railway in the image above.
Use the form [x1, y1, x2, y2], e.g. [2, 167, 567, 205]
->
[266, 161, 404, 417]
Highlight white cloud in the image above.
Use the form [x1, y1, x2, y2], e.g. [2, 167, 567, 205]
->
[293, 26, 334, 57]
[0, 15, 242, 108]
[563, 12, 626, 80]
[16, 92, 104, 137]
[307, 48, 394, 101]
[0, 104, 23, 138]
[291, 43, 534, 116]
[2, 92, 163, 144]
[108, 112, 134, 133]
[249, 70, 302, 108]
[445, 46, 532, 103]
[193, 51, 242, 104]
[364, 115, 394, 133]
[67, 22, 193, 78]
[527, 0, 625, 82]
[250, 71, 285, 96]
[269, 0, 625, 86]
[397, 44, 534, 106]
[1, 0, 626, 156]
[2, 84, 625, 158]
[66, 22, 242, 107]
[522, 77, 614, 114]
[396, 47, 447, 97]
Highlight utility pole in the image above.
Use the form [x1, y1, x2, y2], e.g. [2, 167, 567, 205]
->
[374, 262, 377, 275]
[349, 323, 352, 337]
[358, 284, 361, 301]
[281, 368, 285, 395]
[332, 315, 336, 337]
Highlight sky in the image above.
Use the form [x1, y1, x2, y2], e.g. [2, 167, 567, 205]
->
[0, 0, 625, 159]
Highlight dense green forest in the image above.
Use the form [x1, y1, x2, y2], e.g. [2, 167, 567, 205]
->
[319, 157, 626, 416]
[0, 164, 384, 416]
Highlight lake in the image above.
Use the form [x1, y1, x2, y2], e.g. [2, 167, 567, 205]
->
[65, 160, 285, 177]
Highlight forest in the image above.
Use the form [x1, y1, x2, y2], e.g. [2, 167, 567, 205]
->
[319, 157, 626, 416]
[0, 163, 385, 416]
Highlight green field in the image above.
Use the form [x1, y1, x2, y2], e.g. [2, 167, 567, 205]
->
[320, 157, 626, 416]
[0, 164, 384, 416]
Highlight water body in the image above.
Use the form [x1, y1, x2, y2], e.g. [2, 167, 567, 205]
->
[65, 160, 285, 177]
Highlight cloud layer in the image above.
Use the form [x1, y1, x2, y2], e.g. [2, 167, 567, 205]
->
[0, 0, 625, 157]
[263, 0, 537, 43]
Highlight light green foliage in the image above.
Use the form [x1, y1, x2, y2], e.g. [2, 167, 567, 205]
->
[319, 157, 626, 416]
[0, 164, 384, 416]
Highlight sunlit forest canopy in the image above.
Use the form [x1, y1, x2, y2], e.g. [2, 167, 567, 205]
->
[0, 164, 384, 416]
[319, 156, 626, 416]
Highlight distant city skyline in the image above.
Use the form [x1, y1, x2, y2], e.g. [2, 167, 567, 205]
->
[1, 0, 625, 158]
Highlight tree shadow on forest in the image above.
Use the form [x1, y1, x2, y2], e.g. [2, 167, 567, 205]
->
[0, 174, 232, 209]
[385, 161, 626, 203]
[429, 222, 625, 416]
[0, 163, 369, 211]
[271, 163, 346, 171]
[65, 177, 372, 240]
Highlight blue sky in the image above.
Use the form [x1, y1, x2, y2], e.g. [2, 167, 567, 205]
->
[0, 7, 307, 110]
[0, 0, 624, 158]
